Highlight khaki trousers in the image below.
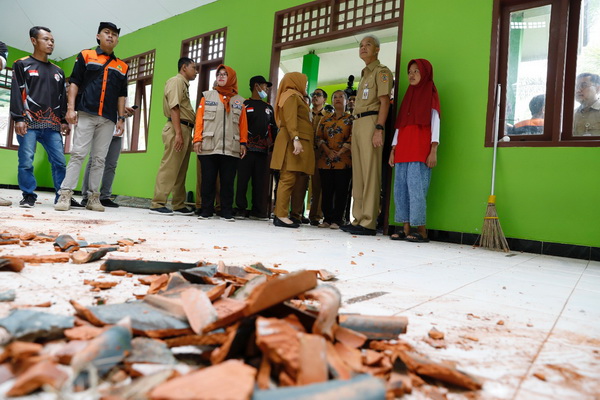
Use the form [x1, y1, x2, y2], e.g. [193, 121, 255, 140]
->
[290, 173, 308, 220]
[151, 122, 192, 209]
[350, 115, 382, 230]
[275, 164, 307, 219]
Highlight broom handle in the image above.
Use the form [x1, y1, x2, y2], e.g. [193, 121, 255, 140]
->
[490, 84, 501, 197]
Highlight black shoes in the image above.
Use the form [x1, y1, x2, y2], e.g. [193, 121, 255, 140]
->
[273, 216, 299, 228]
[173, 207, 194, 216]
[100, 198, 120, 208]
[149, 207, 174, 215]
[340, 224, 376, 236]
[70, 198, 85, 208]
[19, 194, 36, 208]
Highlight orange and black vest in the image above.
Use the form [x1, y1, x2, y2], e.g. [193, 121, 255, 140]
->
[69, 47, 128, 123]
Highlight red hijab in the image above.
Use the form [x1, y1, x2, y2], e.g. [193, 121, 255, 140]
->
[395, 59, 440, 129]
[215, 64, 238, 112]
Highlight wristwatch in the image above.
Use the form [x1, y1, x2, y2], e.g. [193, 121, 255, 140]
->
[293, 136, 300, 141]
[375, 124, 384, 131]
[117, 115, 126, 121]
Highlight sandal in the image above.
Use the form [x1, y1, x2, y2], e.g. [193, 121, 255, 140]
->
[406, 232, 430, 243]
[390, 232, 407, 241]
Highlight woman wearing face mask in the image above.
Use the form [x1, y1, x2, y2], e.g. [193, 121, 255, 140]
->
[193, 65, 248, 221]
[270, 72, 313, 228]
[388, 59, 441, 243]
[234, 75, 278, 220]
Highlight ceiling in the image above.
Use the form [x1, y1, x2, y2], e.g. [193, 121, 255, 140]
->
[0, 0, 219, 61]
[279, 27, 399, 87]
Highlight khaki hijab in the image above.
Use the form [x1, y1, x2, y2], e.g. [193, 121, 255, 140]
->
[275, 72, 308, 125]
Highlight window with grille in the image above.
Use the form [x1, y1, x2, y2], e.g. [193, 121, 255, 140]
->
[182, 29, 226, 105]
[122, 50, 155, 153]
[0, 68, 15, 149]
[275, 0, 402, 47]
[488, 0, 600, 146]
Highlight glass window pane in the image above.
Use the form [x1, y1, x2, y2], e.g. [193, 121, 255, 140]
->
[138, 83, 151, 152]
[506, 5, 551, 136]
[0, 86, 11, 148]
[573, 0, 600, 137]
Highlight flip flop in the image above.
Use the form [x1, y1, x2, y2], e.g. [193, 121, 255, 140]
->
[390, 232, 407, 241]
[406, 232, 430, 243]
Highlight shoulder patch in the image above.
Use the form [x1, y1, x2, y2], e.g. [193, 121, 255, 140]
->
[379, 71, 390, 83]
[232, 99, 243, 110]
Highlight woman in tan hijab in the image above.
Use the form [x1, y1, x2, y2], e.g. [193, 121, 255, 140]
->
[270, 72, 313, 228]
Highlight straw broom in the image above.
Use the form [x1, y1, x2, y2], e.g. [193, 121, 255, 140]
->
[480, 84, 509, 252]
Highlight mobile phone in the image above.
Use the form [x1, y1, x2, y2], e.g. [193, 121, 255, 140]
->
[132, 105, 139, 109]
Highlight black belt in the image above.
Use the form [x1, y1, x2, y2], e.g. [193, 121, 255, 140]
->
[167, 118, 194, 128]
[353, 111, 379, 120]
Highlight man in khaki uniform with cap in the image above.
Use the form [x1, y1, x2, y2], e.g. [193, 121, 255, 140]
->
[149, 57, 197, 215]
[341, 35, 393, 235]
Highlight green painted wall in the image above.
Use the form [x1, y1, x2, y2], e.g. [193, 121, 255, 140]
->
[1, 0, 598, 248]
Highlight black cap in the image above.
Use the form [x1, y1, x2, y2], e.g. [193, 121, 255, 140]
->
[98, 22, 121, 35]
[249, 75, 272, 89]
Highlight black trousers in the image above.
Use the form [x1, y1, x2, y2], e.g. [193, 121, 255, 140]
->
[319, 168, 352, 225]
[199, 154, 238, 217]
[235, 151, 269, 218]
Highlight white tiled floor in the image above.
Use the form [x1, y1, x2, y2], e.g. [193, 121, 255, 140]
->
[0, 188, 599, 399]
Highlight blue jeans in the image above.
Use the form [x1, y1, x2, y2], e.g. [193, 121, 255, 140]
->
[394, 162, 431, 226]
[17, 128, 66, 199]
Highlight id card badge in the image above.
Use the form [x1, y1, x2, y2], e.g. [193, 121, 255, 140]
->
[362, 87, 369, 100]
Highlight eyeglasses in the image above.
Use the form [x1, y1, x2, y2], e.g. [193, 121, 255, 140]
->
[576, 82, 593, 90]
[217, 73, 228, 78]
[311, 92, 323, 97]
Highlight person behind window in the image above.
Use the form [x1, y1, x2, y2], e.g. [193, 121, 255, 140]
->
[10, 27, 77, 209]
[513, 94, 544, 135]
[317, 90, 353, 230]
[388, 59, 441, 243]
[0, 39, 12, 207]
[193, 65, 248, 221]
[270, 72, 313, 228]
[573, 72, 600, 136]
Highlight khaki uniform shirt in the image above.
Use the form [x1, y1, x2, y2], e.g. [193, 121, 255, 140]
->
[573, 99, 600, 136]
[354, 60, 393, 115]
[163, 73, 195, 124]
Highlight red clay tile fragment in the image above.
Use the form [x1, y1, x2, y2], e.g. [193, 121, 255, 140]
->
[334, 325, 367, 348]
[202, 297, 246, 333]
[110, 270, 128, 276]
[0, 258, 25, 272]
[6, 360, 68, 397]
[297, 333, 328, 385]
[144, 294, 186, 320]
[304, 285, 341, 340]
[53, 234, 80, 252]
[428, 327, 445, 340]
[181, 288, 217, 334]
[244, 270, 317, 316]
[84, 279, 119, 290]
[255, 317, 303, 380]
[64, 325, 106, 341]
[4, 254, 70, 263]
[149, 359, 256, 400]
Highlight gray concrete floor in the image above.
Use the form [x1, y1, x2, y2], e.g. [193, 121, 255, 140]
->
[0, 188, 599, 400]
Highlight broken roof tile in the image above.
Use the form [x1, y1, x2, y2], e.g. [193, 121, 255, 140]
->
[0, 309, 74, 342]
[6, 359, 68, 397]
[149, 359, 256, 400]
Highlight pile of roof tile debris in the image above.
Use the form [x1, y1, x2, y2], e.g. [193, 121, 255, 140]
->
[0, 231, 482, 399]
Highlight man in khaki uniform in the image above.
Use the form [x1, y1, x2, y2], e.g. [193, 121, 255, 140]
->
[149, 57, 197, 215]
[342, 35, 393, 235]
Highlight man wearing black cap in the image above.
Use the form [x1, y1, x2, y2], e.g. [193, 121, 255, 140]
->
[234, 75, 277, 220]
[55, 22, 128, 212]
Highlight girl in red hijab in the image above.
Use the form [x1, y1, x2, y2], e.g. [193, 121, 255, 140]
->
[388, 59, 440, 242]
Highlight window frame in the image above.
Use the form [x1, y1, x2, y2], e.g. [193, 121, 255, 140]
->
[0, 67, 17, 150]
[181, 28, 226, 106]
[121, 50, 156, 153]
[487, 0, 598, 147]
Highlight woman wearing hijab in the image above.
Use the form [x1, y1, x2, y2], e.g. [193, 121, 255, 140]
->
[270, 72, 313, 228]
[388, 59, 441, 242]
[193, 65, 248, 221]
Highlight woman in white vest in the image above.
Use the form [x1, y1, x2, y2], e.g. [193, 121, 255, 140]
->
[193, 65, 248, 221]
